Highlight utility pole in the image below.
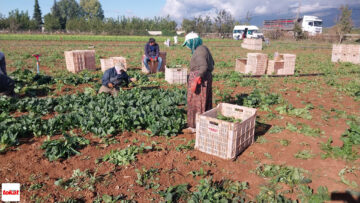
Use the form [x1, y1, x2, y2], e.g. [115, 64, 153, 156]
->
[296, 0, 302, 20]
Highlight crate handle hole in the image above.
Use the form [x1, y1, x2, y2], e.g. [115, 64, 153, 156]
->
[210, 121, 219, 126]
[235, 108, 244, 112]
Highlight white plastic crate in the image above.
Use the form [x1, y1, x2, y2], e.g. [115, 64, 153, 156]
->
[235, 58, 247, 73]
[267, 54, 296, 75]
[331, 44, 360, 64]
[64, 50, 96, 73]
[195, 103, 257, 160]
[165, 66, 187, 84]
[241, 39, 263, 50]
[100, 57, 127, 72]
[235, 53, 268, 75]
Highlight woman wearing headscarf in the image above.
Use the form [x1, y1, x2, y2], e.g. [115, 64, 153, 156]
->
[183, 32, 215, 132]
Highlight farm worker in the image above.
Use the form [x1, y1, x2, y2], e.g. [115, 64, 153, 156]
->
[242, 28, 248, 39]
[0, 52, 15, 97]
[183, 32, 215, 132]
[143, 38, 163, 73]
[98, 62, 136, 96]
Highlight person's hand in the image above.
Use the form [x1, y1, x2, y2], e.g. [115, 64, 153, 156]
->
[108, 83, 114, 88]
[130, 78, 137, 82]
[191, 77, 202, 93]
[150, 58, 154, 62]
[155, 56, 158, 61]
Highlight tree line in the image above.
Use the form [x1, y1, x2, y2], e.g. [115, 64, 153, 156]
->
[0, 0, 241, 35]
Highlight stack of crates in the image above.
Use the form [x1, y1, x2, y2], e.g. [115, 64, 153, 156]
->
[64, 50, 96, 73]
[195, 103, 257, 160]
[241, 38, 263, 50]
[332, 44, 360, 64]
[165, 66, 188, 84]
[100, 57, 127, 72]
[267, 54, 296, 75]
[235, 53, 268, 75]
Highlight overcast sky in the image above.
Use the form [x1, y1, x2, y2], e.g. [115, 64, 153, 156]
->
[162, 0, 360, 21]
[0, 0, 359, 21]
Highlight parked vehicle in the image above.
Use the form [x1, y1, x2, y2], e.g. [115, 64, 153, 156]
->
[263, 15, 323, 36]
[233, 25, 264, 40]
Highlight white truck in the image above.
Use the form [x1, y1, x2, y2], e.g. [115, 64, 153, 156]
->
[300, 16, 323, 35]
[233, 25, 264, 40]
[263, 15, 323, 36]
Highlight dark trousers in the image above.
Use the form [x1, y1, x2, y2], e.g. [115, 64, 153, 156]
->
[0, 52, 15, 96]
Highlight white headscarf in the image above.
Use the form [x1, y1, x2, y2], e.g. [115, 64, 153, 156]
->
[115, 62, 126, 74]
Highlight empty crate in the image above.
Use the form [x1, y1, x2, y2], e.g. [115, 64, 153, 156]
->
[64, 50, 96, 73]
[141, 52, 167, 73]
[100, 57, 127, 72]
[331, 44, 360, 64]
[195, 103, 257, 160]
[241, 38, 263, 50]
[267, 54, 296, 75]
[235, 53, 268, 75]
[165, 66, 187, 84]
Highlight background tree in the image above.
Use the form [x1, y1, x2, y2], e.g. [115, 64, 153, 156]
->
[8, 9, 31, 31]
[293, 20, 306, 40]
[50, 0, 64, 29]
[202, 16, 213, 33]
[80, 0, 104, 20]
[44, 13, 61, 31]
[33, 0, 42, 28]
[213, 9, 234, 35]
[181, 18, 196, 33]
[52, 0, 83, 29]
[244, 11, 252, 25]
[0, 13, 9, 30]
[335, 5, 353, 43]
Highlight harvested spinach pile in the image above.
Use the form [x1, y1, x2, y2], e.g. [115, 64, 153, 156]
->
[216, 113, 242, 123]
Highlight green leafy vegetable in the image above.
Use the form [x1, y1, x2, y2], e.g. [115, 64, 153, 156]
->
[41, 134, 89, 161]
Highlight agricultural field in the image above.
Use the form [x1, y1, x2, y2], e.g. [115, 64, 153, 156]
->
[0, 34, 359, 202]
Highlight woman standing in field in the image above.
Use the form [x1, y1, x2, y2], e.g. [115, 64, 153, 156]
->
[183, 32, 215, 132]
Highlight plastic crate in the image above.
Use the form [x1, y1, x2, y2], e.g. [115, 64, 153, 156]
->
[100, 57, 127, 72]
[141, 52, 167, 73]
[235, 58, 247, 73]
[165, 66, 188, 84]
[332, 44, 360, 64]
[195, 103, 257, 160]
[241, 39, 263, 50]
[267, 54, 296, 75]
[64, 50, 96, 73]
[235, 53, 268, 75]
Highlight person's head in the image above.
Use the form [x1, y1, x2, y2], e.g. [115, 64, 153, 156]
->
[115, 62, 126, 73]
[182, 32, 202, 54]
[149, 38, 156, 46]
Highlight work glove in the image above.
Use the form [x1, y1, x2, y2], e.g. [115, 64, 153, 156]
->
[108, 83, 114, 88]
[150, 58, 154, 62]
[155, 56, 158, 61]
[191, 76, 202, 93]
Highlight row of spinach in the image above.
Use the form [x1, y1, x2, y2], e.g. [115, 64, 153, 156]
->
[0, 87, 187, 152]
[9, 68, 156, 97]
